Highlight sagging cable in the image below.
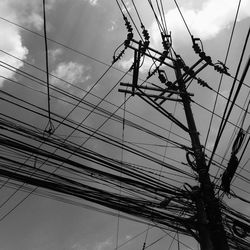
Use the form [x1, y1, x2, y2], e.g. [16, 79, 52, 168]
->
[43, 0, 54, 135]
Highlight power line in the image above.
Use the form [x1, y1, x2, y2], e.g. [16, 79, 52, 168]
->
[0, 48, 193, 147]
[173, 0, 192, 37]
[204, 0, 242, 153]
[0, 2, 250, 249]
[208, 27, 250, 169]
[42, 0, 54, 134]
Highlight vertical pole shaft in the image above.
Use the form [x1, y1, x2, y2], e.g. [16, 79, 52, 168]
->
[174, 62, 229, 250]
[194, 188, 213, 250]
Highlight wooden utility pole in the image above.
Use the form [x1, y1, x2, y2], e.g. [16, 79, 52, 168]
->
[174, 61, 229, 250]
[118, 37, 230, 249]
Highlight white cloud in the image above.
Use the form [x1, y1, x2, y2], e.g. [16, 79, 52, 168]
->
[118, 56, 169, 75]
[70, 238, 113, 250]
[84, 0, 99, 6]
[5, 0, 56, 30]
[121, 1, 131, 12]
[0, 1, 28, 87]
[125, 234, 132, 240]
[71, 242, 88, 250]
[118, 57, 133, 70]
[108, 21, 117, 32]
[50, 61, 91, 89]
[94, 238, 113, 250]
[49, 48, 63, 63]
[0, 0, 57, 87]
[151, 0, 250, 48]
[90, 0, 99, 6]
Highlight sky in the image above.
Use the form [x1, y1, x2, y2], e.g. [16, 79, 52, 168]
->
[0, 0, 250, 250]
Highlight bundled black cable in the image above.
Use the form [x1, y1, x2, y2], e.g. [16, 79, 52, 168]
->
[221, 128, 245, 193]
[221, 154, 239, 193]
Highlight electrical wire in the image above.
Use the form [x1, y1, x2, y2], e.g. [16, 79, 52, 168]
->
[0, 48, 193, 149]
[208, 29, 250, 169]
[204, 0, 242, 153]
[172, 0, 192, 37]
[0, 3, 249, 249]
[42, 0, 54, 134]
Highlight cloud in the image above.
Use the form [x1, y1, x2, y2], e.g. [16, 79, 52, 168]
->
[70, 238, 113, 250]
[49, 48, 63, 63]
[118, 56, 170, 76]
[0, 1, 28, 87]
[151, 0, 250, 48]
[121, 1, 131, 12]
[50, 61, 91, 89]
[0, 0, 57, 87]
[5, 0, 56, 30]
[118, 57, 133, 70]
[125, 234, 132, 240]
[118, 56, 155, 73]
[84, 0, 99, 6]
[71, 242, 88, 250]
[94, 238, 113, 250]
[108, 21, 117, 32]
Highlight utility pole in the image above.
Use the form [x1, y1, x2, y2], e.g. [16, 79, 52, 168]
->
[174, 61, 229, 250]
[117, 36, 230, 249]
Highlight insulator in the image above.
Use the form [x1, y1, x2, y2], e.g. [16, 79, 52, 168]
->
[141, 41, 149, 54]
[162, 34, 172, 51]
[127, 32, 133, 40]
[112, 49, 125, 64]
[192, 44, 201, 54]
[199, 52, 206, 58]
[183, 66, 189, 72]
[142, 29, 150, 40]
[214, 64, 229, 75]
[197, 78, 206, 87]
[163, 43, 171, 51]
[192, 36, 204, 54]
[124, 16, 133, 33]
[188, 69, 195, 77]
[214, 65, 222, 73]
[124, 40, 129, 47]
[142, 242, 146, 250]
[197, 78, 205, 87]
[183, 65, 195, 76]
[124, 32, 133, 47]
[215, 60, 229, 75]
[159, 51, 168, 61]
[124, 40, 130, 47]
[197, 78, 212, 90]
[126, 24, 133, 33]
[144, 40, 150, 48]
[199, 53, 212, 64]
[176, 58, 185, 69]
[165, 81, 172, 87]
[183, 66, 195, 76]
[162, 40, 171, 51]
[158, 73, 166, 83]
[163, 50, 168, 57]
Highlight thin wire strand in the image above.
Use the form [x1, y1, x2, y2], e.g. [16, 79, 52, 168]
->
[42, 0, 54, 133]
[204, 0, 242, 151]
[173, 0, 192, 37]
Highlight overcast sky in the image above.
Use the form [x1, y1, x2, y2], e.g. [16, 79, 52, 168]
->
[0, 1, 250, 250]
